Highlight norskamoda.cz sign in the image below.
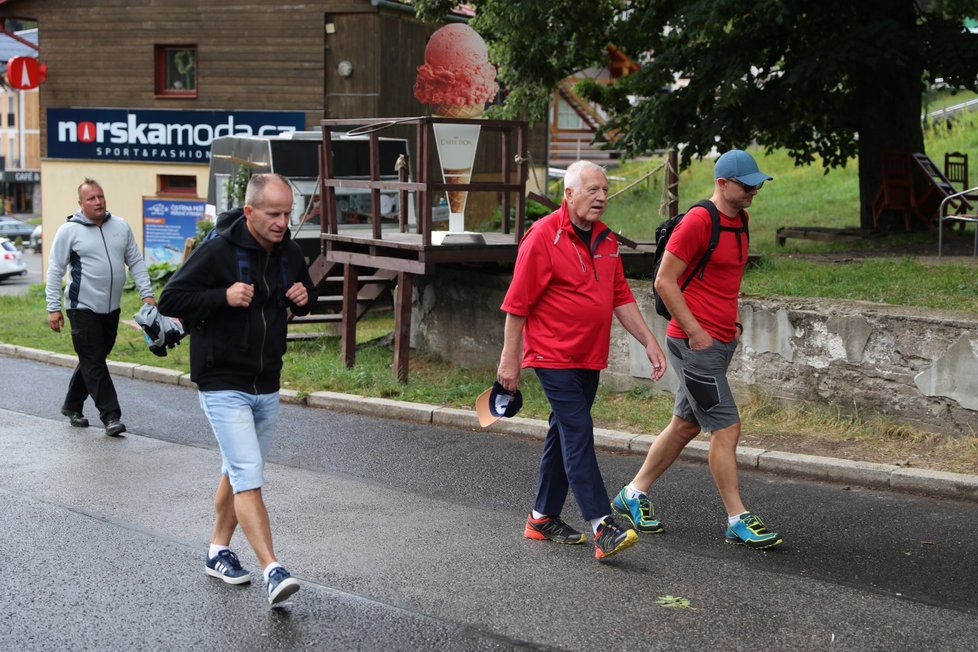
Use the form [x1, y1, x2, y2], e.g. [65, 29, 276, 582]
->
[48, 108, 306, 163]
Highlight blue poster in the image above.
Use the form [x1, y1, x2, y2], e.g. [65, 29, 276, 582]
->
[143, 197, 206, 265]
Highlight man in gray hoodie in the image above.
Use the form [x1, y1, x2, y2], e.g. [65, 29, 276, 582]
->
[46, 178, 156, 436]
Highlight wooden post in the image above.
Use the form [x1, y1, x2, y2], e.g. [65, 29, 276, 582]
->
[369, 131, 382, 240]
[516, 123, 528, 241]
[421, 120, 433, 245]
[666, 149, 679, 218]
[397, 154, 409, 233]
[320, 125, 338, 235]
[393, 271, 413, 383]
[416, 121, 425, 236]
[502, 130, 511, 234]
[341, 263, 358, 368]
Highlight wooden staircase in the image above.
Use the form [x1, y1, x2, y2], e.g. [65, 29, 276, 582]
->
[287, 258, 397, 340]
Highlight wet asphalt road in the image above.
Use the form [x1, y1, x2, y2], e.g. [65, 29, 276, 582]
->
[1, 356, 977, 651]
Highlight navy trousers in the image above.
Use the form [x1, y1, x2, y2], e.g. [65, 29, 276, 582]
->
[64, 308, 122, 424]
[532, 368, 609, 521]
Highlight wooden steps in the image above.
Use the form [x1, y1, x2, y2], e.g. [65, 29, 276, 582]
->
[286, 264, 397, 339]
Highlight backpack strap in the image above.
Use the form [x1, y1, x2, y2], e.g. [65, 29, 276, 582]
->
[679, 200, 721, 291]
[237, 244, 290, 290]
[718, 211, 749, 237]
[279, 251, 290, 290]
[235, 246, 251, 285]
[718, 211, 749, 262]
[681, 202, 752, 289]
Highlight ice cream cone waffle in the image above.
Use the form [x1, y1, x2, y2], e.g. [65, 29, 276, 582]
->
[433, 104, 485, 119]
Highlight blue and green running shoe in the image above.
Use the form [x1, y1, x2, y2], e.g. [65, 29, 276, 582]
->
[725, 512, 783, 549]
[611, 486, 664, 534]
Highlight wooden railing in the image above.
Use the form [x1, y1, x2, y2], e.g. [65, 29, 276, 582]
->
[318, 116, 530, 247]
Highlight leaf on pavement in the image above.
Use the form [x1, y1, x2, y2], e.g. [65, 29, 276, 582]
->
[656, 595, 694, 609]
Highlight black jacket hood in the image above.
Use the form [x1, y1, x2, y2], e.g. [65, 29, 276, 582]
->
[215, 207, 294, 252]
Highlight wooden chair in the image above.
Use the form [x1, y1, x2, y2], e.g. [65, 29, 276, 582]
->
[871, 152, 916, 231]
[944, 151, 978, 211]
[944, 151, 969, 189]
[914, 152, 977, 223]
[911, 152, 973, 227]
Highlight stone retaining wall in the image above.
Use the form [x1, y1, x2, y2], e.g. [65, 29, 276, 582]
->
[411, 268, 978, 436]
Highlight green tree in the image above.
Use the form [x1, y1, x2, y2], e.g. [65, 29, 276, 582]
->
[415, 0, 978, 228]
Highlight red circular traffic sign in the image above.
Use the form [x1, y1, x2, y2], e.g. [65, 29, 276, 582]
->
[6, 56, 43, 90]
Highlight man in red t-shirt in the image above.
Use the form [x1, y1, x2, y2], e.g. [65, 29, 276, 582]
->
[612, 149, 784, 550]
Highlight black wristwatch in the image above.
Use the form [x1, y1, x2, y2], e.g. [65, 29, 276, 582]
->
[735, 322, 744, 333]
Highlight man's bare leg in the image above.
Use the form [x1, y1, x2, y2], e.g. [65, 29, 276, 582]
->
[629, 415, 701, 492]
[707, 422, 747, 516]
[211, 474, 237, 546]
[233, 488, 277, 569]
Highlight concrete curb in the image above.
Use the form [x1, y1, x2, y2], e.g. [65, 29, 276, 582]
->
[5, 343, 977, 503]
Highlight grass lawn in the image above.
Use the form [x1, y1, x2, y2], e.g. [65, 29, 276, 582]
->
[600, 112, 978, 253]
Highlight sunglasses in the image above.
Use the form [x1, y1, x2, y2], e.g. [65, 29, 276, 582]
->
[726, 178, 763, 192]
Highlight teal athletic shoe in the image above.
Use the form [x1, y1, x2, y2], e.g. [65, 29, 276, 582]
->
[611, 486, 664, 534]
[725, 512, 783, 549]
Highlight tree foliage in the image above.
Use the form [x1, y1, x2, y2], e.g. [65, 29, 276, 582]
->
[417, 0, 623, 120]
[415, 0, 978, 225]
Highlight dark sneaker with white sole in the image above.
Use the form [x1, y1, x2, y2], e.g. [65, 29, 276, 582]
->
[266, 566, 300, 605]
[523, 513, 586, 544]
[204, 549, 252, 585]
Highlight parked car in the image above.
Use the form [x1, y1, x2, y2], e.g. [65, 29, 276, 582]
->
[0, 237, 27, 281]
[0, 217, 34, 242]
[29, 224, 42, 253]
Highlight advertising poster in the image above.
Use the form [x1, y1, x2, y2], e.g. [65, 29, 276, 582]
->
[48, 108, 306, 163]
[143, 197, 206, 265]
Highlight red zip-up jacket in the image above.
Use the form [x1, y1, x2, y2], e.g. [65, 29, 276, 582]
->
[501, 201, 635, 370]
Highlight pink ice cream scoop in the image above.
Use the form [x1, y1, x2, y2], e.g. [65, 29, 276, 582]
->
[414, 23, 499, 116]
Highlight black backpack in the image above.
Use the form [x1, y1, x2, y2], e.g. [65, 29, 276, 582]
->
[652, 200, 748, 320]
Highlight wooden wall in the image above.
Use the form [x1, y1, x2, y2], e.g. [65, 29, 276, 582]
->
[0, 0, 327, 155]
[0, 88, 40, 169]
[0, 0, 548, 175]
[323, 8, 548, 184]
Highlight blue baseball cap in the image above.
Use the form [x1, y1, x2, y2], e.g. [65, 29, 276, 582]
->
[714, 149, 773, 186]
[476, 381, 523, 427]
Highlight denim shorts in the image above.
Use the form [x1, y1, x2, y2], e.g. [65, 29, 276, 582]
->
[666, 336, 740, 433]
[198, 390, 280, 493]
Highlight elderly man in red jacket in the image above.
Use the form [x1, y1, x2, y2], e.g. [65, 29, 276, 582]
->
[496, 160, 667, 561]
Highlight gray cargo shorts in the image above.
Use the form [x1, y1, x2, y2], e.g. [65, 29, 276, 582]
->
[666, 335, 740, 433]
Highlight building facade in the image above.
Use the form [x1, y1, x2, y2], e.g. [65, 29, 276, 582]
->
[0, 0, 547, 265]
[0, 26, 41, 215]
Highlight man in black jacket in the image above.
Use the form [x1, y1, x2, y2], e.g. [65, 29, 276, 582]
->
[159, 173, 317, 606]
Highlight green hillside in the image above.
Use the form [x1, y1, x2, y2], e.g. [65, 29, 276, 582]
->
[595, 110, 978, 313]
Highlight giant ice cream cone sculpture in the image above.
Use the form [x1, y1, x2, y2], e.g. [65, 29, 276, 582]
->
[414, 23, 498, 235]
